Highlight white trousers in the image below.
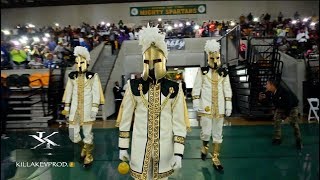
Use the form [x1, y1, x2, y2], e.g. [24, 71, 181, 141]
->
[68, 123, 93, 144]
[200, 117, 224, 143]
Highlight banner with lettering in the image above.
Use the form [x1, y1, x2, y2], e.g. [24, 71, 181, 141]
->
[165, 39, 185, 50]
[130, 4, 206, 16]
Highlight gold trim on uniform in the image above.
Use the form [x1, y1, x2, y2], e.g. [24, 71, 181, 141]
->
[65, 103, 71, 107]
[67, 120, 95, 126]
[139, 83, 172, 114]
[74, 73, 85, 124]
[130, 169, 174, 180]
[174, 136, 185, 145]
[92, 103, 99, 108]
[225, 97, 232, 101]
[119, 131, 130, 138]
[192, 95, 200, 100]
[210, 71, 220, 118]
[152, 84, 160, 180]
[158, 169, 174, 179]
[198, 113, 225, 118]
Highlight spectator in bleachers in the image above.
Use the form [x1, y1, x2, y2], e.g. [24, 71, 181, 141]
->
[79, 37, 91, 51]
[296, 27, 309, 43]
[40, 46, 50, 56]
[278, 38, 290, 53]
[209, 20, 216, 37]
[48, 39, 57, 52]
[43, 53, 58, 68]
[10, 46, 27, 69]
[28, 56, 43, 69]
[54, 41, 65, 59]
[278, 12, 283, 22]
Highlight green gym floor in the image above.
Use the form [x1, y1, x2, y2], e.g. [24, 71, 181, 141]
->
[1, 123, 319, 180]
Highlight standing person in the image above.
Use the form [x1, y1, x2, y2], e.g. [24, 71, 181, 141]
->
[116, 24, 190, 180]
[109, 31, 116, 55]
[62, 46, 105, 168]
[259, 79, 303, 149]
[192, 39, 232, 172]
[0, 77, 9, 139]
[113, 81, 123, 117]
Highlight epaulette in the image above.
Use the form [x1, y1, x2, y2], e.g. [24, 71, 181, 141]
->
[217, 67, 229, 77]
[161, 78, 179, 98]
[201, 67, 210, 75]
[68, 71, 78, 79]
[85, 72, 95, 79]
[130, 78, 149, 96]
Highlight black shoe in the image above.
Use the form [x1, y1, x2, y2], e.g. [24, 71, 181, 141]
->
[296, 140, 303, 150]
[79, 156, 85, 163]
[201, 153, 207, 161]
[83, 162, 92, 169]
[213, 164, 224, 173]
[272, 139, 282, 145]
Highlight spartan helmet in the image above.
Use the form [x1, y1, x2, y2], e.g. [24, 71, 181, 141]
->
[75, 55, 89, 72]
[142, 42, 167, 81]
[204, 39, 221, 70]
[73, 46, 90, 73]
[207, 51, 221, 69]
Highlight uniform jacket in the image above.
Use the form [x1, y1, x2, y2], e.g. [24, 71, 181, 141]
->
[192, 67, 232, 118]
[117, 78, 189, 179]
[272, 85, 299, 115]
[62, 71, 105, 125]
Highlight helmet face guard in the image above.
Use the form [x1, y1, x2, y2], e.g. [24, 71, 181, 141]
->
[75, 56, 88, 72]
[142, 44, 166, 81]
[207, 51, 221, 69]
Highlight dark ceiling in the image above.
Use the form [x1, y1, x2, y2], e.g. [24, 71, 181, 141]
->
[1, 0, 171, 9]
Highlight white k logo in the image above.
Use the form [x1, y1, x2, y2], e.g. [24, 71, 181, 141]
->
[29, 132, 60, 149]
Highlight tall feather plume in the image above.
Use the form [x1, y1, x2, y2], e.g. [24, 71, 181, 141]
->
[204, 39, 220, 54]
[74, 46, 91, 62]
[139, 24, 168, 58]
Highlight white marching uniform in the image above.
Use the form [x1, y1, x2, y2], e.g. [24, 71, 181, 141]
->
[192, 67, 232, 143]
[62, 71, 105, 144]
[117, 78, 189, 180]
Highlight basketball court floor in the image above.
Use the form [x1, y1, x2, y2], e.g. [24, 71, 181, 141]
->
[1, 117, 318, 180]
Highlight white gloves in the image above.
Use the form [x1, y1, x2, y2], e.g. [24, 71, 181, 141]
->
[171, 155, 182, 170]
[119, 150, 130, 161]
[90, 111, 97, 119]
[193, 106, 200, 111]
[225, 109, 232, 117]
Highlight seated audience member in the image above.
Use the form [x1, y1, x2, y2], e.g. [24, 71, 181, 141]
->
[40, 46, 50, 56]
[296, 28, 309, 43]
[278, 38, 290, 52]
[43, 53, 58, 68]
[28, 57, 43, 69]
[54, 41, 65, 59]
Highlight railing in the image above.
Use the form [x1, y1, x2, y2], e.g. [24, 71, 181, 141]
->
[217, 25, 241, 66]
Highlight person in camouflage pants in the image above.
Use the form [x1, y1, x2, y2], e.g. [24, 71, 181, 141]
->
[260, 79, 302, 150]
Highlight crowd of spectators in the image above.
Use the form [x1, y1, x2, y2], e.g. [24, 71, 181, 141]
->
[1, 12, 319, 70]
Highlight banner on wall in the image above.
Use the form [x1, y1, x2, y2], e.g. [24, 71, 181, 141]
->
[130, 4, 206, 16]
[165, 39, 185, 50]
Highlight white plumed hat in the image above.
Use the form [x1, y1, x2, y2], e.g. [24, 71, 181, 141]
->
[74, 46, 90, 63]
[139, 24, 168, 58]
[204, 39, 220, 54]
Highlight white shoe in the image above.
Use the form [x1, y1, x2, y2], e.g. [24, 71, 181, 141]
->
[1, 134, 9, 139]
